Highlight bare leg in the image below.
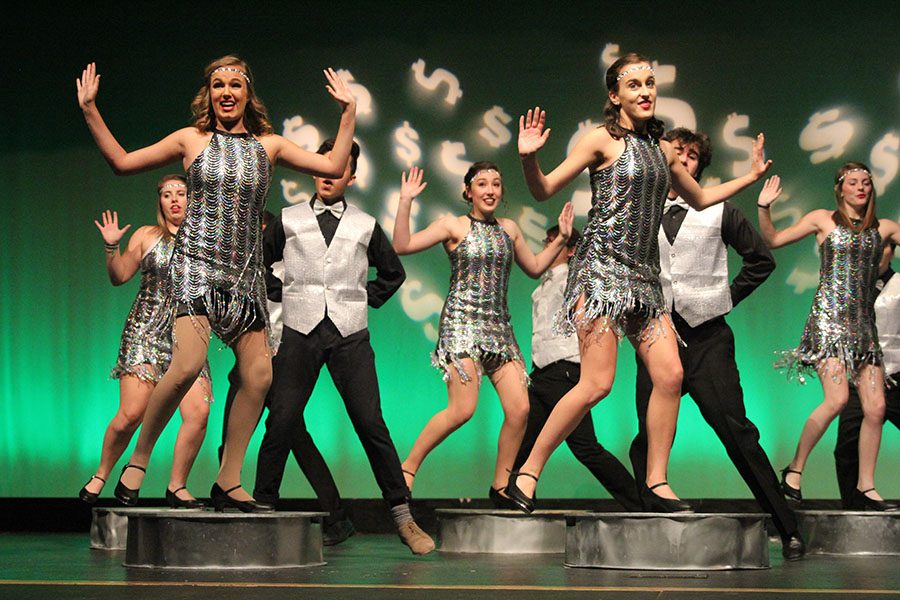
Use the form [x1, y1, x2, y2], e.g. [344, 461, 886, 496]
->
[632, 317, 685, 500]
[489, 361, 530, 490]
[167, 377, 211, 499]
[217, 328, 272, 501]
[121, 316, 211, 490]
[401, 359, 480, 491]
[515, 318, 619, 498]
[855, 364, 887, 498]
[785, 358, 849, 491]
[84, 375, 154, 495]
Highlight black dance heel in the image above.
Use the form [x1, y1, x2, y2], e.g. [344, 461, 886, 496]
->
[851, 488, 900, 512]
[505, 471, 538, 514]
[780, 466, 803, 502]
[210, 483, 274, 513]
[166, 486, 207, 509]
[489, 486, 518, 510]
[113, 464, 146, 506]
[644, 482, 693, 513]
[79, 475, 106, 505]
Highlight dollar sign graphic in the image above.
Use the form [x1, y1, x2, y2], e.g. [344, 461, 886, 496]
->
[479, 106, 512, 148]
[393, 121, 421, 168]
[870, 131, 900, 195]
[281, 116, 320, 151]
[280, 179, 312, 205]
[655, 97, 696, 132]
[410, 59, 463, 105]
[517, 207, 550, 252]
[799, 108, 855, 164]
[399, 277, 445, 343]
[722, 113, 755, 177]
[440, 141, 471, 176]
[336, 69, 374, 122]
[567, 119, 600, 155]
[600, 43, 620, 70]
[787, 266, 820, 294]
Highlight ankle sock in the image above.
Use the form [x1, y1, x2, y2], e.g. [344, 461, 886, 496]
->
[390, 502, 413, 527]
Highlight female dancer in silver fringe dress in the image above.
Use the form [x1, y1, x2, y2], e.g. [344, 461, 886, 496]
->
[507, 52, 773, 513]
[392, 163, 573, 501]
[758, 163, 900, 511]
[77, 57, 356, 511]
[80, 175, 211, 508]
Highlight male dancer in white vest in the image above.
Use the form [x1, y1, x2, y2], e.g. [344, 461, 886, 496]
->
[254, 139, 435, 555]
[834, 244, 900, 510]
[629, 128, 805, 559]
[510, 225, 642, 510]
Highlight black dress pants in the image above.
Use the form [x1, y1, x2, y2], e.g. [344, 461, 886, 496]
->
[254, 319, 409, 507]
[834, 373, 900, 507]
[630, 316, 799, 539]
[513, 360, 642, 510]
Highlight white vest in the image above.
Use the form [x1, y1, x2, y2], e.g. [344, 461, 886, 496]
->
[281, 202, 375, 337]
[658, 202, 732, 327]
[875, 273, 900, 376]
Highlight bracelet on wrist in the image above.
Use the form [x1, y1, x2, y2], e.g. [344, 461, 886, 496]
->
[104, 242, 119, 251]
[757, 203, 771, 210]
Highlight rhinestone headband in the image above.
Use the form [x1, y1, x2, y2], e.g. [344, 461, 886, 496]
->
[616, 65, 654, 81]
[838, 168, 871, 182]
[468, 169, 500, 183]
[211, 66, 250, 83]
[159, 182, 187, 192]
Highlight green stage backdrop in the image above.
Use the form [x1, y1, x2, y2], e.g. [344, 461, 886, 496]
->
[2, 3, 898, 500]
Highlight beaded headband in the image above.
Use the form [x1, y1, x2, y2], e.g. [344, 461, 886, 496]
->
[616, 64, 654, 81]
[159, 181, 187, 193]
[467, 169, 501, 184]
[837, 167, 871, 183]
[211, 66, 250, 83]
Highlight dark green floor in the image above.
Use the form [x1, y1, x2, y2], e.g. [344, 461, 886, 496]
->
[1, 533, 898, 599]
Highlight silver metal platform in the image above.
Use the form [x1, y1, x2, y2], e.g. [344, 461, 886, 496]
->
[90, 507, 136, 550]
[437, 509, 582, 554]
[123, 509, 327, 569]
[798, 510, 900, 555]
[565, 512, 770, 570]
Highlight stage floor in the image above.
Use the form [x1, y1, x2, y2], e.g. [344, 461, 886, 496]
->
[1, 533, 898, 599]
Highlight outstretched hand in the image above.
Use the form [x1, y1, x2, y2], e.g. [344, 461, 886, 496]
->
[757, 176, 782, 208]
[750, 133, 773, 179]
[400, 166, 428, 202]
[94, 210, 131, 245]
[323, 68, 356, 113]
[77, 62, 100, 110]
[518, 106, 551, 157]
[557, 202, 574, 240]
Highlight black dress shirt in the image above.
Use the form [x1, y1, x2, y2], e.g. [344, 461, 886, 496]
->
[662, 201, 775, 310]
[263, 197, 406, 309]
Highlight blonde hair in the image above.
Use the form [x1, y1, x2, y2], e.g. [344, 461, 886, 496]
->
[190, 55, 274, 136]
[156, 174, 186, 239]
[832, 161, 877, 232]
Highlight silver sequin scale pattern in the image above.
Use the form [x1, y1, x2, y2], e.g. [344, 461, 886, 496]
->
[777, 225, 883, 382]
[111, 235, 211, 387]
[559, 133, 671, 338]
[162, 131, 272, 346]
[432, 217, 524, 382]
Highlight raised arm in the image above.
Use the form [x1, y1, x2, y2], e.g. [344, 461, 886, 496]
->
[272, 68, 357, 177]
[392, 167, 453, 255]
[94, 211, 145, 285]
[519, 107, 603, 202]
[510, 202, 574, 278]
[77, 63, 185, 174]
[756, 176, 823, 248]
[673, 133, 772, 210]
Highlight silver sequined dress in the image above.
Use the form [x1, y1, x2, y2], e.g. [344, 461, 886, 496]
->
[432, 216, 524, 382]
[777, 224, 883, 381]
[163, 130, 272, 346]
[111, 234, 211, 386]
[560, 132, 671, 338]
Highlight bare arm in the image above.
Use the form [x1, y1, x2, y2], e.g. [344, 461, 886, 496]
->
[509, 203, 574, 278]
[881, 219, 900, 247]
[271, 68, 357, 177]
[391, 167, 453, 255]
[519, 107, 604, 202]
[756, 176, 823, 248]
[94, 211, 147, 285]
[77, 63, 185, 174]
[674, 133, 772, 210]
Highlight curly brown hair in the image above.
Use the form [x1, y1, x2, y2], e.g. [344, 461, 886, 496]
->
[190, 55, 274, 136]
